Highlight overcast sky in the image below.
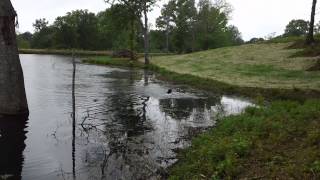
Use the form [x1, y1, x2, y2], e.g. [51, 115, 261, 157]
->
[11, 0, 318, 41]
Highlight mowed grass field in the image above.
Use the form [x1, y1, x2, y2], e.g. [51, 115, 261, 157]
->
[151, 43, 320, 90]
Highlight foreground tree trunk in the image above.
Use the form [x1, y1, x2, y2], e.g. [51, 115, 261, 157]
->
[306, 0, 317, 45]
[0, 0, 28, 115]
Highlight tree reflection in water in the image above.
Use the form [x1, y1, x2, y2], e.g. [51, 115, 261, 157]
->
[16, 55, 253, 180]
[78, 69, 156, 179]
[76, 69, 233, 179]
[0, 115, 28, 180]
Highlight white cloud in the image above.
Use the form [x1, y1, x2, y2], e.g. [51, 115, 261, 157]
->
[228, 0, 315, 40]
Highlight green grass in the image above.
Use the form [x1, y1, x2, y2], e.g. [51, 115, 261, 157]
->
[151, 43, 320, 91]
[148, 64, 320, 101]
[266, 36, 306, 44]
[169, 100, 320, 179]
[83, 56, 144, 68]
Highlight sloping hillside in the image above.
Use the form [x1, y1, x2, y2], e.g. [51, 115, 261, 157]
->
[152, 43, 320, 90]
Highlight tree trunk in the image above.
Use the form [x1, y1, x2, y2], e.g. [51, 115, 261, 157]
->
[306, 0, 317, 45]
[0, 0, 28, 115]
[166, 18, 170, 54]
[192, 23, 196, 52]
[205, 19, 209, 50]
[129, 15, 135, 60]
[143, 3, 150, 65]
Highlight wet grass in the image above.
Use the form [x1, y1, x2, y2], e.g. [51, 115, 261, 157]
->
[151, 43, 320, 90]
[169, 100, 320, 179]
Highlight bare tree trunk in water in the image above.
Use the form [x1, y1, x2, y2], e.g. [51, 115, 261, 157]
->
[143, 3, 150, 65]
[166, 18, 170, 54]
[192, 24, 195, 52]
[0, 0, 28, 115]
[71, 51, 76, 179]
[130, 16, 135, 60]
[306, 0, 317, 45]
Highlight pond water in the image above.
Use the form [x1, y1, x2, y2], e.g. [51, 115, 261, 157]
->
[0, 54, 253, 180]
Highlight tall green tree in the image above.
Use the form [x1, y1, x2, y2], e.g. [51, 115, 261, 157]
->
[306, 0, 317, 44]
[53, 10, 99, 50]
[53, 16, 78, 49]
[33, 18, 48, 32]
[17, 31, 33, 49]
[105, 0, 158, 64]
[0, 0, 28, 115]
[97, 5, 136, 50]
[156, 0, 176, 53]
[174, 0, 197, 53]
[105, 1, 142, 59]
[284, 19, 309, 37]
[31, 20, 55, 49]
[197, 0, 211, 50]
[226, 25, 244, 45]
[142, 0, 158, 64]
[197, 0, 230, 49]
[156, 0, 239, 53]
[149, 30, 166, 52]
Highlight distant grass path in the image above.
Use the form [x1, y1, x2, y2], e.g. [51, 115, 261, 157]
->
[151, 43, 320, 91]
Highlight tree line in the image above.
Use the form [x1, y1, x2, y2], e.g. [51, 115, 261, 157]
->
[17, 0, 243, 54]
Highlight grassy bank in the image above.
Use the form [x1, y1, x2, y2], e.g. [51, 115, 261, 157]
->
[83, 45, 320, 100]
[169, 100, 320, 179]
[151, 43, 320, 91]
[148, 42, 320, 179]
[148, 64, 320, 101]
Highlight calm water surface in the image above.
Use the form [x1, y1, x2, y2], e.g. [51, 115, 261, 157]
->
[0, 54, 253, 179]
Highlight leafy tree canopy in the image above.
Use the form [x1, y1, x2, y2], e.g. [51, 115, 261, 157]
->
[284, 19, 309, 37]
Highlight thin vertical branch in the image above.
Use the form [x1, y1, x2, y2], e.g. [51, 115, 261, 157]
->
[144, 2, 150, 65]
[71, 50, 76, 179]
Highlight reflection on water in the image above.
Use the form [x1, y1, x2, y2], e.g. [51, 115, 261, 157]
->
[15, 54, 253, 179]
[0, 115, 28, 179]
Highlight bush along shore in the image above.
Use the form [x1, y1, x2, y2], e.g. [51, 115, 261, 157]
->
[19, 48, 173, 58]
[19, 48, 113, 56]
